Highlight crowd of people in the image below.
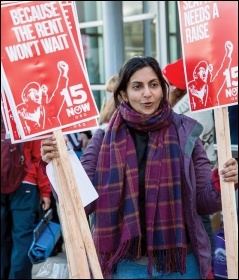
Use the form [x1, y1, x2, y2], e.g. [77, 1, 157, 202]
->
[2, 55, 238, 279]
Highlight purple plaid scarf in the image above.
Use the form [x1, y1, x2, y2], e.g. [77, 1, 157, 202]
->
[93, 101, 187, 277]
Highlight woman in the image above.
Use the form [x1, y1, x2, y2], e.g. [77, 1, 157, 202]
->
[41, 56, 238, 279]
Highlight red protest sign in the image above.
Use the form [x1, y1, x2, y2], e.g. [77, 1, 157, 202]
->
[61, 1, 86, 69]
[2, 86, 98, 144]
[1, 1, 99, 140]
[178, 1, 238, 112]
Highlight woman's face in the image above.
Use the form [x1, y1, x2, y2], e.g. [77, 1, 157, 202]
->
[121, 67, 163, 115]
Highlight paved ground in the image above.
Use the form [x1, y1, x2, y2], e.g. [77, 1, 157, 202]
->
[32, 249, 68, 279]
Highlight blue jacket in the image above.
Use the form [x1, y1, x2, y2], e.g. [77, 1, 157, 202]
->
[81, 112, 222, 279]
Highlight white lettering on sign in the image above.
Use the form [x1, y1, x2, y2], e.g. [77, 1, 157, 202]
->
[9, 2, 60, 25]
[34, 18, 64, 37]
[5, 40, 40, 61]
[40, 34, 69, 53]
[182, 2, 219, 43]
[4, 2, 71, 61]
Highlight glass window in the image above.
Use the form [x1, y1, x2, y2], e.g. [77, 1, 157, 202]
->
[75, 1, 102, 22]
[147, 1, 158, 14]
[168, 2, 177, 33]
[123, 1, 143, 16]
[169, 36, 179, 62]
[80, 27, 103, 84]
[150, 22, 157, 58]
[92, 90, 103, 112]
[166, 2, 182, 62]
[124, 20, 156, 60]
[124, 21, 144, 59]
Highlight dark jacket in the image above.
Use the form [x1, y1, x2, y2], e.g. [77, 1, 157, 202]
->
[81, 112, 222, 279]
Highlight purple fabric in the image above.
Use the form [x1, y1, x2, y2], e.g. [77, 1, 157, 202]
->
[81, 112, 222, 279]
[92, 101, 187, 277]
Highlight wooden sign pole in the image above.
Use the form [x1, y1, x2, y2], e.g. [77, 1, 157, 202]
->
[53, 157, 90, 279]
[214, 107, 238, 279]
[53, 130, 103, 279]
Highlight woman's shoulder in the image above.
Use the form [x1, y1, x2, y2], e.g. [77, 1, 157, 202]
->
[81, 128, 104, 162]
[173, 111, 198, 126]
[92, 127, 106, 136]
[173, 112, 203, 137]
[172, 112, 204, 157]
[89, 128, 106, 146]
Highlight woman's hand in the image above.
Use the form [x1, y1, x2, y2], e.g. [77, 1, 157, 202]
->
[220, 158, 238, 184]
[41, 136, 59, 163]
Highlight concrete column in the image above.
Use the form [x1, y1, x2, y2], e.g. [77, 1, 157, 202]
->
[155, 1, 168, 68]
[102, 1, 125, 81]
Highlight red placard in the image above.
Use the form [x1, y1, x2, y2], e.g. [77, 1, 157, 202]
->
[178, 1, 238, 112]
[1, 85, 98, 143]
[1, 1, 99, 139]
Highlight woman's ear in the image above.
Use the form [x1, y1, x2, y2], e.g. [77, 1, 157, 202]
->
[120, 90, 128, 102]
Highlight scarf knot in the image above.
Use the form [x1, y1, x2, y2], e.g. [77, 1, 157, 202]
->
[118, 101, 174, 132]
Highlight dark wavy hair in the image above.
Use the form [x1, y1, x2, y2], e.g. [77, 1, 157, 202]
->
[114, 56, 169, 107]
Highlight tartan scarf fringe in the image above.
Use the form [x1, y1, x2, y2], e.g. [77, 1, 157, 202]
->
[99, 236, 141, 277]
[148, 247, 187, 276]
[99, 237, 187, 277]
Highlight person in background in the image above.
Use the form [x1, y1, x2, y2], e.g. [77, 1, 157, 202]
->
[162, 58, 218, 260]
[1, 135, 51, 279]
[99, 74, 119, 129]
[65, 131, 92, 159]
[40, 56, 238, 279]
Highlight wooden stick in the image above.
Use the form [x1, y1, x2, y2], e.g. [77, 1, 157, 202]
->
[53, 156, 90, 279]
[214, 107, 238, 279]
[53, 129, 103, 279]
